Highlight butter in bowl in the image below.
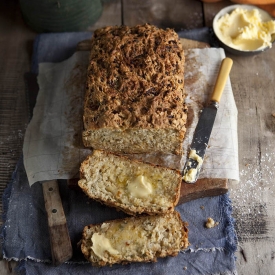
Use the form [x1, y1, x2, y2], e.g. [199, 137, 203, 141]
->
[213, 4, 275, 55]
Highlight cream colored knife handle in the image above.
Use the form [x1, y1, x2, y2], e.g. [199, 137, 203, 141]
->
[211, 57, 233, 103]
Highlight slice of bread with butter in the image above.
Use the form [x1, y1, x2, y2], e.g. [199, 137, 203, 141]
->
[78, 150, 181, 215]
[81, 211, 189, 266]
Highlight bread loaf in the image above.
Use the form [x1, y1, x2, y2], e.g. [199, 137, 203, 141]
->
[81, 211, 189, 266]
[83, 24, 187, 155]
[78, 150, 181, 215]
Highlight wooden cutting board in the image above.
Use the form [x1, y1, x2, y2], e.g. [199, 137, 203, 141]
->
[71, 38, 228, 205]
[23, 35, 227, 268]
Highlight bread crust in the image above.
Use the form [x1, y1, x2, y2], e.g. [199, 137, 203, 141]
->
[78, 150, 181, 215]
[83, 24, 187, 155]
[81, 211, 189, 266]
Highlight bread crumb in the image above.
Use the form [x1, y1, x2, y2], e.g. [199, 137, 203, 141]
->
[183, 266, 187, 270]
[200, 205, 204, 210]
[205, 217, 219, 228]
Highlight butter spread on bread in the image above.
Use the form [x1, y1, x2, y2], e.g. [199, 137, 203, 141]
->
[78, 150, 181, 215]
[81, 211, 189, 266]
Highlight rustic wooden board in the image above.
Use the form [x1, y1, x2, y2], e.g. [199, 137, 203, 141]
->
[76, 37, 210, 51]
[75, 37, 227, 204]
[179, 178, 228, 204]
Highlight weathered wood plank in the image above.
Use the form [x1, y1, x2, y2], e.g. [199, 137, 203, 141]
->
[203, 0, 231, 27]
[123, 0, 204, 30]
[235, 241, 275, 275]
[227, 48, 275, 240]
[179, 178, 228, 204]
[203, 3, 275, 274]
[88, 0, 122, 30]
[203, 2, 275, 273]
[0, 0, 36, 230]
[0, 1, 36, 272]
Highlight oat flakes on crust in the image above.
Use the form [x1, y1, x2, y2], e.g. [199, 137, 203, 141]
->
[83, 24, 187, 131]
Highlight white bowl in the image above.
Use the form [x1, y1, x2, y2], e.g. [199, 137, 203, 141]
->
[213, 4, 275, 56]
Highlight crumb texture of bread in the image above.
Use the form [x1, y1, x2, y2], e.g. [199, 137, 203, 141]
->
[83, 24, 187, 155]
[81, 211, 189, 266]
[78, 150, 181, 215]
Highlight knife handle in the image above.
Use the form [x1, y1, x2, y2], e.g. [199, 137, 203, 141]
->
[43, 180, 73, 266]
[211, 57, 233, 103]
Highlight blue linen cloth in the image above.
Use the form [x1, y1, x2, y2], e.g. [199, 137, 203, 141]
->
[1, 28, 237, 275]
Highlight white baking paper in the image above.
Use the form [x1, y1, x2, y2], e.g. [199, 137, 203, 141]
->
[23, 48, 239, 186]
[183, 49, 239, 180]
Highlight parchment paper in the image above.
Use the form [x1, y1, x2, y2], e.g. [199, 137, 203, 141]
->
[23, 48, 239, 186]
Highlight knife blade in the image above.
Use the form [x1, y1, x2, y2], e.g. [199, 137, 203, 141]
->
[182, 57, 233, 183]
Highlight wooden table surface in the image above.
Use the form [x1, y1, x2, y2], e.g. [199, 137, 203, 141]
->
[1, 0, 275, 274]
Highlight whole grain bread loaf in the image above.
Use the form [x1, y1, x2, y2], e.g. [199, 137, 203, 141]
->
[78, 150, 181, 215]
[83, 24, 187, 155]
[81, 211, 189, 266]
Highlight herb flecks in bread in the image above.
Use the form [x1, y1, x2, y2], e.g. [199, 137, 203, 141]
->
[81, 211, 189, 266]
[83, 24, 187, 155]
[78, 150, 181, 215]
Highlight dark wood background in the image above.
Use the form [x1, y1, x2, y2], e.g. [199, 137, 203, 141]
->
[1, 0, 275, 274]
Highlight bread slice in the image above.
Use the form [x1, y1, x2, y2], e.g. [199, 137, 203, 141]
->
[78, 150, 181, 215]
[81, 211, 189, 266]
[82, 24, 187, 155]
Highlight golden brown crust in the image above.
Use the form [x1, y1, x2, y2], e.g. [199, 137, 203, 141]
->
[82, 24, 187, 155]
[81, 211, 189, 266]
[78, 150, 181, 216]
[84, 24, 186, 130]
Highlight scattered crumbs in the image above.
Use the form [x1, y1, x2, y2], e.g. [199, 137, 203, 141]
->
[205, 217, 219, 229]
[200, 205, 205, 210]
[183, 266, 187, 270]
